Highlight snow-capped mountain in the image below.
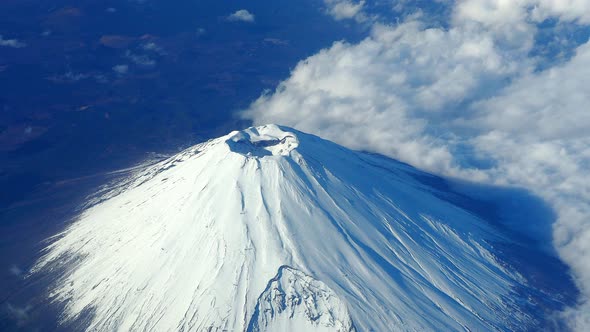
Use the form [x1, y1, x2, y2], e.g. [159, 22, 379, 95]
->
[33, 124, 572, 331]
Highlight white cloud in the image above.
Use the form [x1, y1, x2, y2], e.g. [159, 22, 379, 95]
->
[142, 42, 162, 52]
[243, 18, 528, 174]
[0, 35, 26, 48]
[9, 264, 23, 276]
[5, 303, 32, 327]
[227, 9, 255, 23]
[455, 0, 590, 25]
[112, 64, 129, 75]
[469, 42, 590, 141]
[324, 0, 366, 21]
[142, 42, 167, 57]
[125, 50, 156, 67]
[243, 1, 590, 329]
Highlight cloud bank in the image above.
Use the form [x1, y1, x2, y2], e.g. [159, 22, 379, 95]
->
[242, 1, 590, 329]
[227, 9, 255, 23]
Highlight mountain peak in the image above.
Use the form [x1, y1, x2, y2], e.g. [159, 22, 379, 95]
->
[227, 124, 300, 157]
[32, 126, 571, 331]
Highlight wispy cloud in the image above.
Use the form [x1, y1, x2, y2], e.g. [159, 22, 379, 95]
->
[9, 264, 23, 277]
[142, 42, 162, 53]
[5, 303, 32, 327]
[227, 9, 255, 23]
[112, 64, 129, 75]
[125, 50, 156, 67]
[0, 35, 26, 48]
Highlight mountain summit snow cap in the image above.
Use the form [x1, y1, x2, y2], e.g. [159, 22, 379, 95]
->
[227, 124, 300, 157]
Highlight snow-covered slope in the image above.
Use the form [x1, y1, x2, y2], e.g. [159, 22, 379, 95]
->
[33, 125, 568, 331]
[247, 265, 355, 332]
